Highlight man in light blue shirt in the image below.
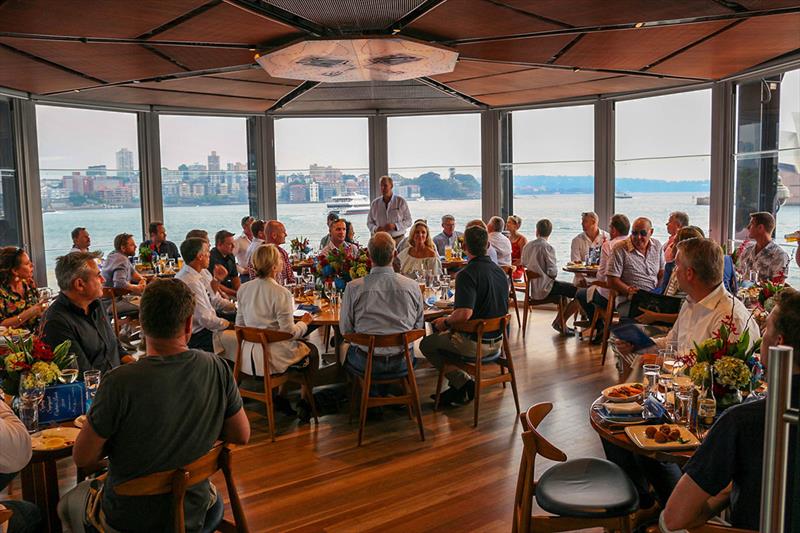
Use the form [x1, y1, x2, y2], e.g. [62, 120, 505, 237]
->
[340, 232, 424, 378]
[433, 214, 463, 257]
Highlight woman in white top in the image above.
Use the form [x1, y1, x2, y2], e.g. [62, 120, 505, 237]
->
[236, 244, 317, 377]
[398, 220, 442, 277]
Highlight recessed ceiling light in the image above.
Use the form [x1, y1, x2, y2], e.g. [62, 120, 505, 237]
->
[634, 22, 645, 28]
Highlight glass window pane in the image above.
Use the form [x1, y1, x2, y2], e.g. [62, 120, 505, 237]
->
[274, 117, 369, 248]
[0, 99, 22, 246]
[511, 106, 594, 280]
[160, 115, 253, 245]
[388, 113, 481, 239]
[615, 90, 712, 241]
[36, 105, 140, 285]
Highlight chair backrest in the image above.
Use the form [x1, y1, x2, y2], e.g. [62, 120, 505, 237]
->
[447, 315, 508, 337]
[523, 270, 541, 300]
[114, 443, 248, 533]
[234, 326, 293, 378]
[343, 330, 426, 350]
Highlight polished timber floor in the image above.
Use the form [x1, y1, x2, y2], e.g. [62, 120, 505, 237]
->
[7, 308, 623, 532]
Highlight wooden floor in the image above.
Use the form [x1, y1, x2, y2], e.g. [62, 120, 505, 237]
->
[5, 308, 624, 532]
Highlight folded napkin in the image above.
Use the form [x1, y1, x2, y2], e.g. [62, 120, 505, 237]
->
[603, 402, 642, 415]
[642, 396, 667, 420]
[297, 304, 321, 314]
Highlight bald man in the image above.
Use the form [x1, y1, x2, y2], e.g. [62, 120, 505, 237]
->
[265, 220, 295, 285]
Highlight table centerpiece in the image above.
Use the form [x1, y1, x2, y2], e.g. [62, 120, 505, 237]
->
[315, 244, 370, 295]
[290, 236, 312, 260]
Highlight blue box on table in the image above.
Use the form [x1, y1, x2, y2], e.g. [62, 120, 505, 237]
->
[40, 382, 85, 424]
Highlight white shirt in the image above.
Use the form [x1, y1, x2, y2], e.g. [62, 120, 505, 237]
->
[367, 194, 412, 239]
[661, 283, 760, 354]
[521, 237, 557, 300]
[570, 229, 608, 284]
[592, 235, 626, 300]
[175, 265, 229, 334]
[488, 232, 513, 266]
[0, 400, 31, 474]
[235, 277, 308, 375]
[321, 240, 357, 256]
[398, 248, 442, 277]
[234, 233, 252, 274]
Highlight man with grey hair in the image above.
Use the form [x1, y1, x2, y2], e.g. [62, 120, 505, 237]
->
[42, 252, 129, 374]
[433, 214, 462, 257]
[607, 217, 665, 316]
[367, 176, 413, 243]
[663, 211, 689, 262]
[570, 211, 608, 286]
[340, 232, 424, 398]
[487, 216, 512, 266]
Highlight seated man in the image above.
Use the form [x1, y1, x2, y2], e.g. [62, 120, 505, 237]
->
[662, 288, 799, 531]
[101, 232, 147, 320]
[175, 238, 237, 354]
[570, 211, 608, 286]
[606, 216, 664, 317]
[69, 226, 91, 254]
[209, 229, 240, 299]
[340, 232, 424, 383]
[465, 219, 499, 264]
[662, 211, 689, 263]
[245, 219, 266, 280]
[0, 398, 42, 533]
[319, 212, 339, 249]
[322, 218, 357, 256]
[141, 221, 180, 260]
[421, 225, 509, 405]
[737, 211, 790, 281]
[433, 214, 462, 257]
[234, 215, 254, 281]
[521, 219, 578, 335]
[58, 278, 250, 533]
[42, 252, 129, 374]
[487, 216, 512, 266]
[265, 220, 295, 285]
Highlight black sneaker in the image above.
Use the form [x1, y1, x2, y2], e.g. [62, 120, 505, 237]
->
[431, 380, 474, 406]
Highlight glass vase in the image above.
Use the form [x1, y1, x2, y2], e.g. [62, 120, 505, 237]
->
[717, 388, 743, 413]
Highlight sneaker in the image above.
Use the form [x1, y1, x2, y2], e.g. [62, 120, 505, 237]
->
[431, 380, 474, 406]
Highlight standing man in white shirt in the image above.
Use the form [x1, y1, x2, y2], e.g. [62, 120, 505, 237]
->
[570, 211, 608, 286]
[234, 216, 254, 281]
[367, 176, 412, 244]
[0, 400, 42, 533]
[487, 216, 512, 266]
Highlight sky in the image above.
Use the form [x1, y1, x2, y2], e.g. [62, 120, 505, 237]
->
[33, 70, 799, 181]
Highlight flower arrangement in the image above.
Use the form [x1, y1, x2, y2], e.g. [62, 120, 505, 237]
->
[452, 236, 465, 259]
[316, 244, 360, 291]
[1, 335, 73, 396]
[290, 237, 312, 257]
[348, 247, 371, 281]
[756, 274, 787, 312]
[138, 244, 155, 266]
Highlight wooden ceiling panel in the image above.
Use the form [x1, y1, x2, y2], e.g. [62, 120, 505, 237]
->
[138, 76, 298, 100]
[0, 0, 209, 38]
[149, 46, 256, 71]
[734, 0, 800, 9]
[431, 59, 531, 83]
[448, 67, 609, 95]
[154, 2, 302, 44]
[405, 0, 562, 41]
[555, 21, 733, 72]
[0, 39, 183, 84]
[479, 75, 690, 106]
[649, 13, 800, 78]
[211, 68, 299, 85]
[500, 0, 731, 27]
[0, 45, 96, 93]
[454, 34, 576, 64]
[64, 86, 273, 112]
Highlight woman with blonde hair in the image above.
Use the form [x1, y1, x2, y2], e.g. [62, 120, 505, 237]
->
[507, 215, 527, 281]
[236, 243, 318, 416]
[398, 220, 442, 277]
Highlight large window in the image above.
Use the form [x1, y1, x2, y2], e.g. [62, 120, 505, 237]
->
[615, 90, 712, 244]
[274, 117, 369, 248]
[159, 115, 253, 244]
[735, 69, 799, 286]
[510, 105, 594, 278]
[36, 105, 141, 285]
[388, 113, 481, 238]
[0, 99, 21, 247]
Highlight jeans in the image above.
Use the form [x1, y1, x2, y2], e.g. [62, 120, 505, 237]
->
[188, 328, 214, 353]
[345, 344, 416, 396]
[548, 280, 578, 298]
[420, 332, 502, 389]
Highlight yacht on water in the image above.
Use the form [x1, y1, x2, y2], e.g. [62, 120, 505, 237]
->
[326, 193, 370, 215]
[615, 192, 633, 199]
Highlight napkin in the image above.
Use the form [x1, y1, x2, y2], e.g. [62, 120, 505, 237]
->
[603, 402, 642, 415]
[297, 304, 320, 314]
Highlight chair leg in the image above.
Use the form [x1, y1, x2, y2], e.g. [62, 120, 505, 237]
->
[600, 319, 612, 365]
[433, 367, 445, 411]
[522, 300, 529, 337]
[513, 296, 521, 327]
[503, 337, 521, 415]
[265, 388, 276, 443]
[402, 379, 413, 420]
[473, 378, 481, 428]
[301, 371, 319, 423]
[500, 364, 506, 388]
[405, 354, 425, 442]
[587, 307, 601, 340]
[357, 356, 373, 446]
[348, 378, 358, 424]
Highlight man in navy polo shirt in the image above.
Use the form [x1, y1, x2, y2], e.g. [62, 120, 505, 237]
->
[421, 224, 509, 405]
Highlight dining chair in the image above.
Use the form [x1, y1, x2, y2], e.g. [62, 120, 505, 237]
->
[101, 286, 127, 338]
[521, 270, 568, 337]
[234, 326, 319, 442]
[512, 402, 638, 533]
[585, 281, 619, 365]
[501, 265, 521, 327]
[342, 329, 426, 446]
[114, 442, 249, 533]
[432, 314, 520, 427]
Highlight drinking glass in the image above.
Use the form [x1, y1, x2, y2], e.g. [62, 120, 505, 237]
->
[58, 355, 79, 384]
[643, 364, 660, 399]
[748, 270, 758, 285]
[19, 372, 46, 433]
[672, 376, 694, 426]
[84, 369, 101, 412]
[658, 349, 675, 408]
[37, 287, 53, 303]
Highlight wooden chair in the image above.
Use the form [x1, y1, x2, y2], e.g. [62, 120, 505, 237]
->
[433, 315, 520, 427]
[520, 270, 568, 337]
[343, 330, 426, 446]
[501, 265, 522, 327]
[114, 443, 249, 533]
[234, 326, 319, 442]
[584, 281, 618, 365]
[512, 403, 638, 533]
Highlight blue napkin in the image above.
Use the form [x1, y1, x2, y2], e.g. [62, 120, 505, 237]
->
[297, 304, 321, 314]
[642, 396, 667, 421]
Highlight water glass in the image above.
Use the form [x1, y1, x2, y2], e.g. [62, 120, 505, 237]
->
[643, 364, 660, 398]
[19, 372, 46, 433]
[748, 270, 759, 284]
[59, 355, 79, 384]
[84, 369, 101, 412]
[672, 376, 694, 426]
[37, 287, 53, 303]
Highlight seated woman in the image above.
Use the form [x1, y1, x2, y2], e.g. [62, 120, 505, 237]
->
[507, 214, 527, 281]
[398, 220, 442, 277]
[345, 220, 359, 247]
[0, 247, 46, 330]
[235, 244, 318, 416]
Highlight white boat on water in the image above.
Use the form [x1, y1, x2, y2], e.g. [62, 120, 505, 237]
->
[615, 192, 633, 199]
[326, 193, 370, 215]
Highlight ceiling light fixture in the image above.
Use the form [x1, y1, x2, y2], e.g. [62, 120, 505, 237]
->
[256, 37, 458, 83]
[634, 22, 645, 28]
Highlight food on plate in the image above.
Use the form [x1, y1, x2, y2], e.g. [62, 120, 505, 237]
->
[606, 383, 644, 399]
[644, 424, 691, 445]
[659, 424, 671, 435]
[654, 432, 667, 443]
[644, 426, 657, 438]
[34, 436, 67, 450]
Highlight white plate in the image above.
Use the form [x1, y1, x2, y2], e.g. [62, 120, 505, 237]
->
[434, 300, 454, 309]
[74, 414, 87, 429]
[601, 382, 645, 403]
[625, 425, 700, 451]
[31, 427, 80, 451]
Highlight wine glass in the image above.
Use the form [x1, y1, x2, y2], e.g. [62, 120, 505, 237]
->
[84, 369, 101, 412]
[37, 287, 53, 303]
[19, 372, 46, 433]
[58, 355, 79, 384]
